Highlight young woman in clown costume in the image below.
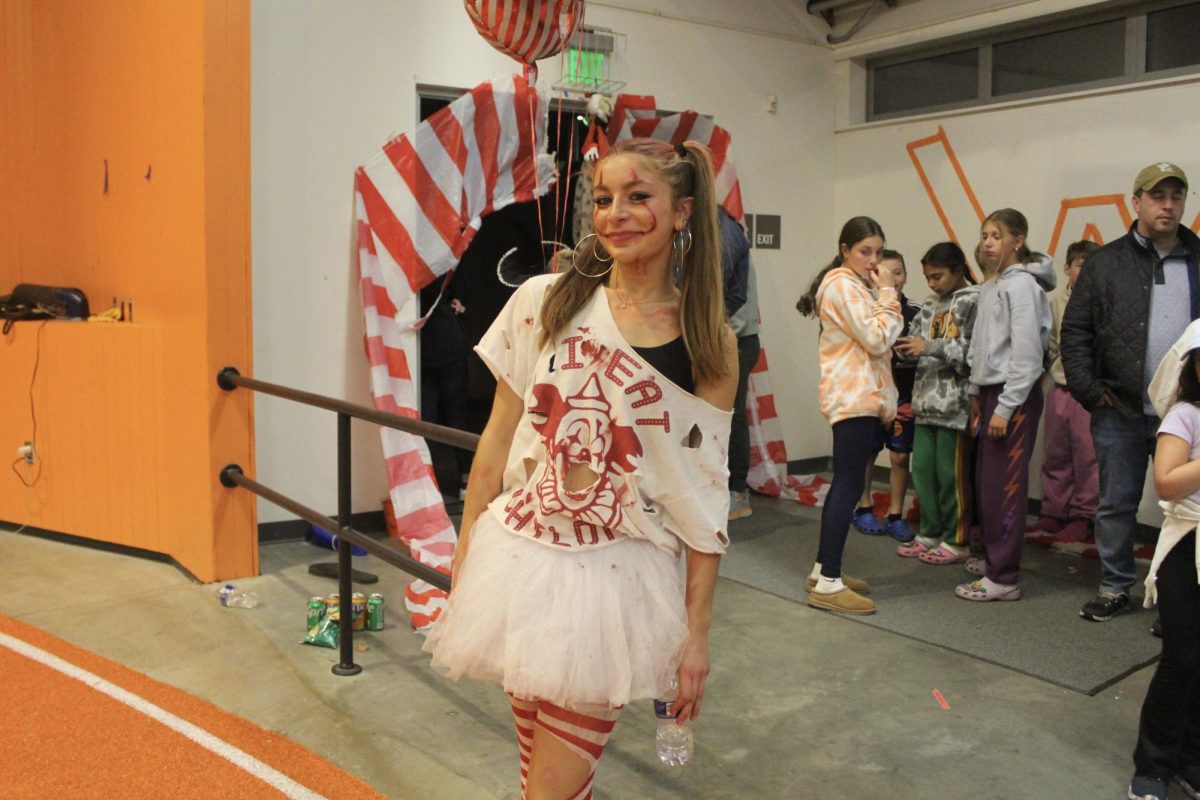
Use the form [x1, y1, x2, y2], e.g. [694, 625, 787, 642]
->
[425, 137, 737, 799]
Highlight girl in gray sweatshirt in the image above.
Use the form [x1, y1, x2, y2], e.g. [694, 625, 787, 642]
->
[959, 209, 1056, 603]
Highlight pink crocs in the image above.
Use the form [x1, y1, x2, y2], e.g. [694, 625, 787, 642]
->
[896, 540, 930, 558]
[918, 545, 969, 565]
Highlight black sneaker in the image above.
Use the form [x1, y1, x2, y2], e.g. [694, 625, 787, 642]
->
[1079, 592, 1130, 621]
[1150, 616, 1163, 638]
[1128, 775, 1168, 800]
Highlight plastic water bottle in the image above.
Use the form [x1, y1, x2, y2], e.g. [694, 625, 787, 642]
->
[654, 676, 693, 766]
[216, 583, 258, 609]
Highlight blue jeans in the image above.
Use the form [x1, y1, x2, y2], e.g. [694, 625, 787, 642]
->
[1090, 408, 1158, 596]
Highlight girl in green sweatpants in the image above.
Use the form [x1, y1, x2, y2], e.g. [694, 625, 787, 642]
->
[894, 243, 979, 564]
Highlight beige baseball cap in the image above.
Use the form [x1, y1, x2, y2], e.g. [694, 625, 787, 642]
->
[1134, 162, 1188, 193]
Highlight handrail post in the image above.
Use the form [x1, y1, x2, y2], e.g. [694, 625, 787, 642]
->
[332, 411, 362, 676]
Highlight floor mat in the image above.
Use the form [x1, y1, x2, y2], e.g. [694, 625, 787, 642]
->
[0, 614, 386, 800]
[721, 495, 1161, 696]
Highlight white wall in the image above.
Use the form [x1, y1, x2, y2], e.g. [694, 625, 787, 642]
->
[250, 1, 838, 522]
[834, 74, 1200, 521]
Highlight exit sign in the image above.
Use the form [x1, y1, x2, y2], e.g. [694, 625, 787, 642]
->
[566, 48, 606, 88]
[744, 214, 781, 249]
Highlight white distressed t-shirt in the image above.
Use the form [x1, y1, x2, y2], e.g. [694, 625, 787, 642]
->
[475, 274, 732, 556]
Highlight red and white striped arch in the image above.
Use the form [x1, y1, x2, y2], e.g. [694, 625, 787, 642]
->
[355, 74, 555, 630]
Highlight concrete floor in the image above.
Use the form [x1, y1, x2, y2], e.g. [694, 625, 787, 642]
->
[0, 496, 1177, 799]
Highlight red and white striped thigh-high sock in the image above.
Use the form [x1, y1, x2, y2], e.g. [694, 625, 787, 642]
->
[532, 701, 621, 800]
[509, 695, 539, 797]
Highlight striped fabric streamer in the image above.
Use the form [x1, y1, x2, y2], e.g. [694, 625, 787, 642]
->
[744, 348, 831, 506]
[355, 74, 557, 631]
[604, 93, 657, 145]
[605, 96, 823, 505]
[626, 111, 743, 221]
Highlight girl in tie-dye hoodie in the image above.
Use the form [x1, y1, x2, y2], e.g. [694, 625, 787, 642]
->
[796, 216, 904, 616]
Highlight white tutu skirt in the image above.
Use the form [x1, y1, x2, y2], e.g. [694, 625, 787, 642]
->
[423, 512, 688, 711]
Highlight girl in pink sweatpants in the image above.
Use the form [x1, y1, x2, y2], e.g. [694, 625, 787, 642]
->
[1033, 241, 1100, 543]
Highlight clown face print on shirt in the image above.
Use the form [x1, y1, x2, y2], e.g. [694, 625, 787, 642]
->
[500, 324, 682, 549]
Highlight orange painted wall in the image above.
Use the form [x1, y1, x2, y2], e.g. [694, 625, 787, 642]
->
[0, 0, 255, 582]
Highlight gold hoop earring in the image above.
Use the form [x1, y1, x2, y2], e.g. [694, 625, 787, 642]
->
[572, 233, 614, 278]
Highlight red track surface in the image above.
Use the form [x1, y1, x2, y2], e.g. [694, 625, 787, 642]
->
[0, 615, 386, 800]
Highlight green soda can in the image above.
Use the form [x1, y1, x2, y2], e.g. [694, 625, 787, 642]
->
[306, 597, 325, 630]
[366, 593, 385, 631]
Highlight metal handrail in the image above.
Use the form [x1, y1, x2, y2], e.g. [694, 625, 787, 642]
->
[218, 466, 452, 591]
[218, 366, 467, 675]
[217, 367, 480, 451]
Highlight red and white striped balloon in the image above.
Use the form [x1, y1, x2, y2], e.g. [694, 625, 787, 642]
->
[464, 0, 583, 67]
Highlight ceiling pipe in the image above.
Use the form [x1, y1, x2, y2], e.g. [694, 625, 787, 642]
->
[826, 0, 885, 43]
[806, 0, 863, 12]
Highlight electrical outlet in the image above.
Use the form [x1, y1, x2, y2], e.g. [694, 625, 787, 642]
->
[18, 442, 34, 464]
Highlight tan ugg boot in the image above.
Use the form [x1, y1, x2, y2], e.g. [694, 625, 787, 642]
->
[807, 586, 876, 616]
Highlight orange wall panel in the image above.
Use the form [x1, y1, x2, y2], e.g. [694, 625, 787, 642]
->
[0, 0, 255, 583]
[0, 323, 166, 550]
[203, 0, 256, 580]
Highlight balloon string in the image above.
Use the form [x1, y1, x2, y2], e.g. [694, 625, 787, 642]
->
[556, 4, 586, 249]
[527, 77, 548, 271]
[558, 99, 577, 248]
[553, 77, 565, 263]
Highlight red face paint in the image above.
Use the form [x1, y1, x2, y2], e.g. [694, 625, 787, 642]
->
[627, 165, 655, 233]
[592, 154, 675, 268]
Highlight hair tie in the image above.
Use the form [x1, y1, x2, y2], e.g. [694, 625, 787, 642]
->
[675, 142, 688, 159]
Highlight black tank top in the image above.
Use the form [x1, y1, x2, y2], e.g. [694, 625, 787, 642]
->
[632, 336, 695, 394]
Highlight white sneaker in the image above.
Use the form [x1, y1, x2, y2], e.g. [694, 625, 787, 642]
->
[728, 490, 752, 520]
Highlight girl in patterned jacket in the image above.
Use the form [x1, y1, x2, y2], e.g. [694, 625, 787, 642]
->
[894, 242, 980, 565]
[424, 138, 737, 800]
[797, 217, 904, 616]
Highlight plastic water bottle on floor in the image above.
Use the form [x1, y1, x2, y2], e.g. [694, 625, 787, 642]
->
[216, 583, 258, 609]
[654, 676, 693, 766]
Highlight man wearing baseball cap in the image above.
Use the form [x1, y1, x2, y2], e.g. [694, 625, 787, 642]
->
[1061, 162, 1199, 624]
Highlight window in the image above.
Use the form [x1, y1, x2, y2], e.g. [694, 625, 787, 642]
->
[871, 49, 978, 117]
[1147, 2, 1200, 72]
[867, 1, 1200, 121]
[992, 20, 1125, 97]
